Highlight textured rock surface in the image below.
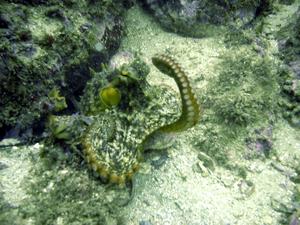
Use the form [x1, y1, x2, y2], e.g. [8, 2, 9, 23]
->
[0, 0, 129, 136]
[140, 0, 273, 37]
[274, 4, 300, 126]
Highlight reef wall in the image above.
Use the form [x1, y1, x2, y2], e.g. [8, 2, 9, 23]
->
[0, 0, 130, 138]
[140, 0, 275, 37]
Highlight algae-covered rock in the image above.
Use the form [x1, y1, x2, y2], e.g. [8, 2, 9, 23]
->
[246, 127, 273, 157]
[0, 0, 129, 136]
[206, 48, 280, 127]
[277, 7, 300, 126]
[191, 45, 281, 167]
[140, 0, 274, 37]
[0, 139, 129, 225]
[277, 7, 300, 65]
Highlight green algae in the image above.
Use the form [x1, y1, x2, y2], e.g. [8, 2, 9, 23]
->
[206, 47, 280, 127]
[21, 161, 124, 225]
[0, 0, 126, 133]
[141, 0, 275, 38]
[274, 1, 300, 126]
[48, 88, 67, 112]
[0, 139, 128, 225]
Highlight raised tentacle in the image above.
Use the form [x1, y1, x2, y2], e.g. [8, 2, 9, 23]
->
[141, 54, 201, 151]
[151, 53, 201, 132]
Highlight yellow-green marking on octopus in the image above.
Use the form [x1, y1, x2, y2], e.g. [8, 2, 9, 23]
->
[142, 53, 201, 151]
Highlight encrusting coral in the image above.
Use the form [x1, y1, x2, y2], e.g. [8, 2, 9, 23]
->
[47, 52, 201, 185]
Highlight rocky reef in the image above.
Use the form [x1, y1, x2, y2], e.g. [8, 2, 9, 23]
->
[206, 48, 280, 127]
[0, 0, 129, 138]
[140, 0, 274, 37]
[276, 6, 300, 127]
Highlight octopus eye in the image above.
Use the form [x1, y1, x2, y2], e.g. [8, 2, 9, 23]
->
[99, 86, 121, 108]
[121, 70, 129, 76]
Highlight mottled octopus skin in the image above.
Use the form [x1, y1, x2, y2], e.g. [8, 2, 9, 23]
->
[82, 116, 141, 185]
[82, 54, 201, 185]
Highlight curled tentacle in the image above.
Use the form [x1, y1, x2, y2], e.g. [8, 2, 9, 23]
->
[152, 53, 201, 132]
[142, 54, 201, 150]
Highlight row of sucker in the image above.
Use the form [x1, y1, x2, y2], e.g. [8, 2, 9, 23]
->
[151, 53, 201, 133]
[82, 116, 140, 186]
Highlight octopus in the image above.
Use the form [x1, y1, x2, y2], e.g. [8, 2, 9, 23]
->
[48, 53, 201, 186]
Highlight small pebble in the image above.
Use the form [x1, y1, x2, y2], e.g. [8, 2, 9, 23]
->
[289, 213, 300, 225]
[193, 161, 209, 177]
[139, 220, 152, 225]
[0, 162, 8, 170]
[221, 175, 236, 188]
[197, 152, 215, 171]
[33, 143, 40, 149]
[239, 180, 255, 197]
[263, 215, 273, 225]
